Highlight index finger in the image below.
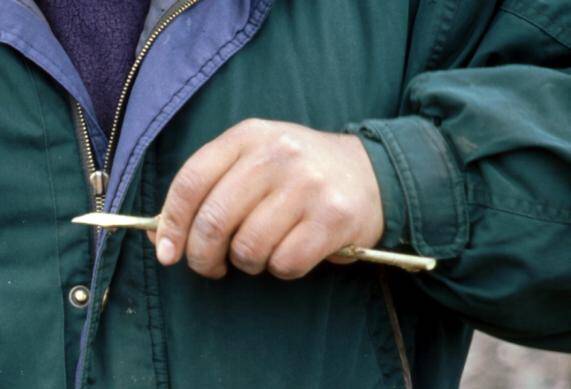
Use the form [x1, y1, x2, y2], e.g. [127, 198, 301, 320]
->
[155, 135, 241, 265]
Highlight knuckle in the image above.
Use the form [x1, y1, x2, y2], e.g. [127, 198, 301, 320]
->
[240, 117, 265, 129]
[192, 263, 226, 279]
[230, 235, 267, 275]
[269, 258, 305, 280]
[299, 167, 326, 191]
[160, 210, 187, 239]
[185, 246, 209, 269]
[231, 238, 260, 265]
[232, 118, 266, 135]
[247, 152, 272, 174]
[249, 134, 302, 171]
[200, 265, 226, 279]
[165, 172, 204, 230]
[320, 192, 354, 225]
[272, 132, 303, 161]
[193, 202, 228, 241]
[185, 250, 224, 279]
[172, 166, 204, 200]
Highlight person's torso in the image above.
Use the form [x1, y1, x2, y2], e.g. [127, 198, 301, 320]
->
[0, 1, 486, 387]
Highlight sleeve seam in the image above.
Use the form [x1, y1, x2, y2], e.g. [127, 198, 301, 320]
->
[468, 202, 571, 226]
[468, 186, 571, 224]
[425, 0, 460, 70]
[499, 5, 571, 50]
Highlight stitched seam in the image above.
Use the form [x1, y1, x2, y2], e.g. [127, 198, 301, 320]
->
[313, 271, 336, 387]
[380, 272, 412, 389]
[26, 60, 68, 386]
[76, 238, 109, 388]
[500, 3, 571, 49]
[12, 0, 44, 20]
[408, 75, 470, 254]
[366, 281, 404, 388]
[468, 187, 571, 225]
[372, 124, 426, 253]
[350, 127, 407, 247]
[142, 234, 167, 387]
[372, 120, 466, 256]
[420, 119, 468, 251]
[468, 202, 571, 226]
[138, 214, 159, 386]
[420, 121, 459, 232]
[469, 186, 571, 214]
[141, 149, 170, 388]
[426, 0, 459, 70]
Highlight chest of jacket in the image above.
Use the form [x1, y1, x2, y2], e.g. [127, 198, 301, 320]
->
[0, 1, 468, 387]
[94, 3, 412, 388]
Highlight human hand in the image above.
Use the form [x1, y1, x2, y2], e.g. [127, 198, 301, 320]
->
[148, 119, 383, 279]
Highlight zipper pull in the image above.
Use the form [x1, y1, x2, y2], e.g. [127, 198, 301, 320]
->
[89, 171, 109, 196]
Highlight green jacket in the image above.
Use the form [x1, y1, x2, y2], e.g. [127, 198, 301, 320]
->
[0, 0, 569, 388]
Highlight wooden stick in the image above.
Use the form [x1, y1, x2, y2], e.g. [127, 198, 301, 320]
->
[72, 213, 436, 272]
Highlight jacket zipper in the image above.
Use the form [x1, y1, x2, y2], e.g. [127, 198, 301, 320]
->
[75, 0, 200, 214]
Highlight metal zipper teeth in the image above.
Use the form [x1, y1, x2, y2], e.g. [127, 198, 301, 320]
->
[76, 0, 200, 213]
[102, 0, 200, 173]
[75, 103, 105, 212]
[76, 103, 97, 176]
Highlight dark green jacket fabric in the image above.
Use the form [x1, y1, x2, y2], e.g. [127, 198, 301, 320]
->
[0, 1, 570, 388]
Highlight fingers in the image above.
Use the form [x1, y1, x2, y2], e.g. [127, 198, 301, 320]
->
[151, 118, 373, 281]
[184, 155, 274, 278]
[229, 190, 303, 275]
[267, 219, 345, 280]
[155, 137, 240, 265]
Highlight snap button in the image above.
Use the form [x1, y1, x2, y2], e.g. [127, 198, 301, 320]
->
[69, 285, 90, 308]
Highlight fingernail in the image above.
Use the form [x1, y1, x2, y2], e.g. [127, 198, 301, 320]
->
[157, 238, 176, 265]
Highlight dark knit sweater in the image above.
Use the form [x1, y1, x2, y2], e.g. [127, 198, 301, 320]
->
[36, 0, 151, 135]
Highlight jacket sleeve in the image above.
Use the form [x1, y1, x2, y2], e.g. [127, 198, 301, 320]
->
[344, 2, 571, 351]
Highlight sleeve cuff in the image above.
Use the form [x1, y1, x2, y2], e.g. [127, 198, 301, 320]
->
[344, 116, 468, 258]
[344, 123, 408, 248]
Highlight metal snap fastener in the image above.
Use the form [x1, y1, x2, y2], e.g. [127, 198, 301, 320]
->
[69, 285, 90, 308]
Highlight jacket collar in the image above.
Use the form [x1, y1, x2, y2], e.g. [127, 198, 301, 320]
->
[1, 0, 108, 157]
[1, 0, 274, 216]
[14, 0, 45, 20]
[106, 0, 275, 215]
